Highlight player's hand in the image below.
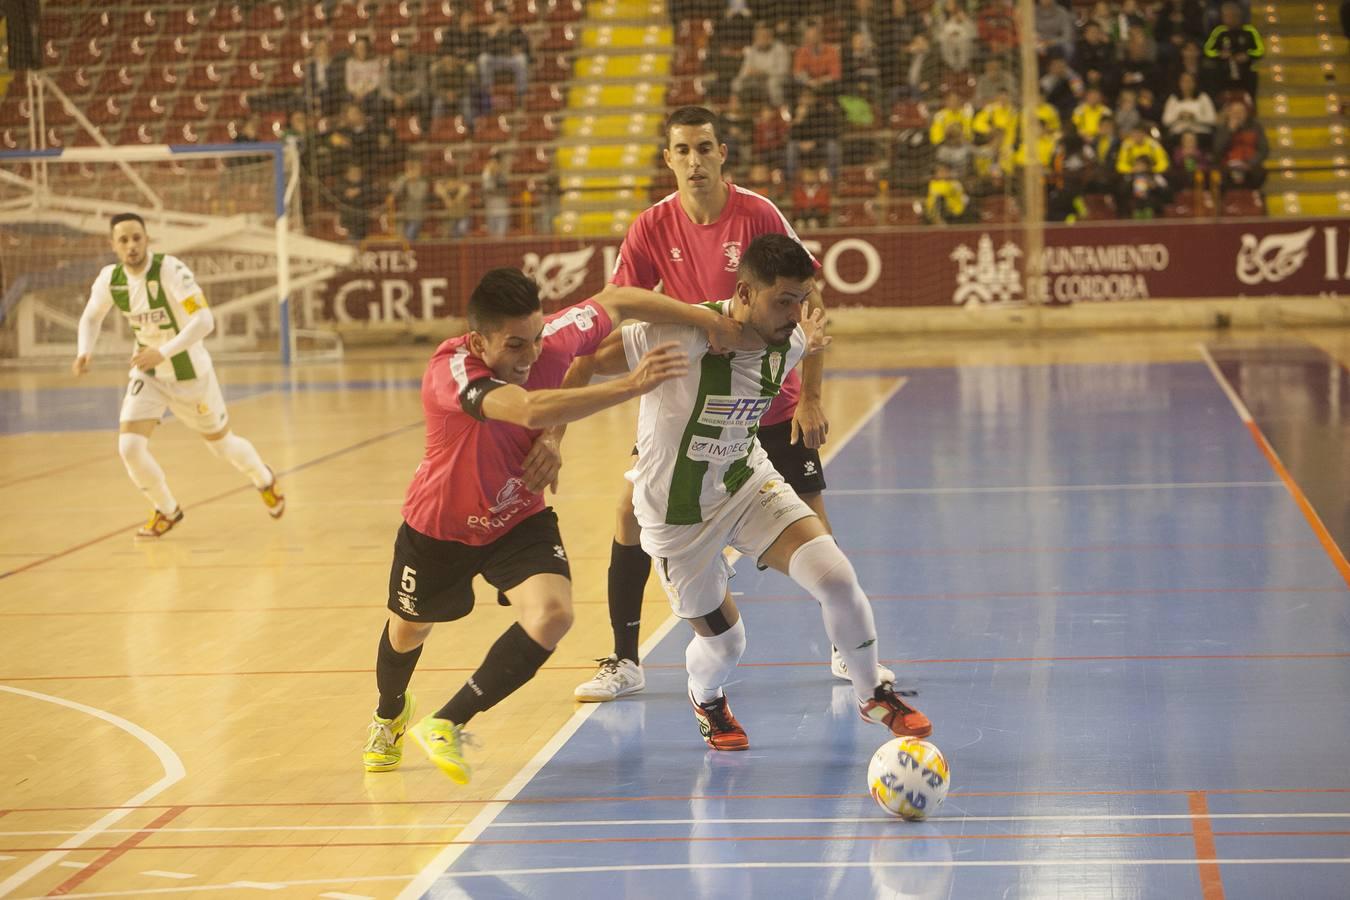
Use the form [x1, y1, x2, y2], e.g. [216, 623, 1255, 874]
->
[130, 347, 165, 370]
[71, 355, 91, 377]
[628, 341, 689, 393]
[801, 306, 832, 356]
[791, 396, 829, 449]
[705, 313, 763, 354]
[522, 432, 563, 495]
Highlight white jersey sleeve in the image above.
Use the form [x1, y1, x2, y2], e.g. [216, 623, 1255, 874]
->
[620, 320, 708, 372]
[76, 266, 116, 357]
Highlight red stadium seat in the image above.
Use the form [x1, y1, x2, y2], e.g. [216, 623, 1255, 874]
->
[376, 0, 414, 29]
[835, 201, 878, 228]
[185, 64, 227, 90]
[249, 2, 287, 30]
[239, 33, 281, 61]
[427, 114, 469, 143]
[514, 146, 551, 173]
[171, 93, 213, 121]
[1077, 193, 1117, 220]
[394, 114, 423, 142]
[667, 77, 707, 107]
[837, 165, 881, 198]
[545, 0, 583, 21]
[196, 35, 237, 61]
[519, 112, 559, 143]
[474, 114, 513, 143]
[525, 83, 565, 112]
[979, 194, 1020, 223]
[1221, 189, 1265, 217]
[119, 9, 158, 36]
[539, 24, 578, 52]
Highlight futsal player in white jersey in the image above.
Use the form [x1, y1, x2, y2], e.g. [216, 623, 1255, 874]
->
[586, 234, 934, 750]
[72, 213, 284, 537]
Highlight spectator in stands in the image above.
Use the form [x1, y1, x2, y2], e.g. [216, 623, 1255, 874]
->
[874, 0, 930, 101]
[1212, 99, 1268, 188]
[344, 37, 385, 117]
[925, 161, 974, 224]
[1169, 131, 1212, 191]
[792, 165, 832, 230]
[752, 102, 789, 170]
[329, 102, 381, 175]
[1119, 28, 1159, 98]
[1162, 71, 1216, 144]
[935, 122, 977, 181]
[974, 57, 1016, 108]
[1204, 1, 1264, 101]
[1012, 107, 1061, 172]
[382, 44, 430, 129]
[1155, 0, 1207, 69]
[838, 79, 879, 130]
[1072, 86, 1111, 140]
[1137, 87, 1161, 125]
[1085, 1, 1114, 38]
[304, 37, 343, 117]
[443, 7, 485, 69]
[1163, 40, 1209, 102]
[430, 55, 475, 126]
[1040, 53, 1085, 122]
[1091, 114, 1121, 184]
[719, 93, 754, 169]
[708, 5, 755, 103]
[478, 2, 532, 106]
[481, 147, 513, 237]
[434, 170, 473, 238]
[1048, 131, 1094, 221]
[1034, 0, 1076, 58]
[233, 114, 263, 146]
[793, 18, 842, 97]
[733, 21, 791, 107]
[901, 33, 944, 104]
[935, 1, 977, 73]
[1114, 87, 1143, 135]
[929, 90, 974, 147]
[1115, 121, 1169, 181]
[976, 0, 1018, 57]
[388, 157, 431, 241]
[528, 171, 560, 235]
[843, 30, 881, 92]
[1109, 0, 1149, 47]
[339, 163, 377, 243]
[745, 161, 780, 202]
[786, 86, 842, 182]
[1126, 154, 1170, 218]
[1073, 21, 1120, 101]
[973, 87, 1017, 146]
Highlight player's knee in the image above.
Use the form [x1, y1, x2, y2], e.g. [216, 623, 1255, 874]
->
[527, 596, 573, 640]
[118, 431, 148, 463]
[388, 616, 433, 652]
[788, 534, 859, 599]
[203, 430, 231, 456]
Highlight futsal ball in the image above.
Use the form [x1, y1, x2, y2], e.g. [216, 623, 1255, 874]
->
[868, 737, 950, 820]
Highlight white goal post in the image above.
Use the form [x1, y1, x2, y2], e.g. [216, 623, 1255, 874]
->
[0, 140, 356, 365]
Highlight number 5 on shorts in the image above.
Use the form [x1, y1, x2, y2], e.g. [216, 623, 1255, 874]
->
[400, 566, 417, 593]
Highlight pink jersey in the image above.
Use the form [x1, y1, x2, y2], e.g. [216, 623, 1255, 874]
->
[401, 299, 613, 545]
[610, 181, 820, 427]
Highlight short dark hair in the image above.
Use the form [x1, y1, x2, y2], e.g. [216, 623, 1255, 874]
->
[739, 234, 815, 287]
[468, 268, 542, 334]
[110, 212, 146, 232]
[666, 106, 720, 144]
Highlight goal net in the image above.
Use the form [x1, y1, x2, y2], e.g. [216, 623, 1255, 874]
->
[0, 138, 355, 365]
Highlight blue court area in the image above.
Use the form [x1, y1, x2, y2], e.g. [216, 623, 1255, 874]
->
[421, 359, 1350, 899]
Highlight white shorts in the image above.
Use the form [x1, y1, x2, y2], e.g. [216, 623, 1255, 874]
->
[119, 369, 229, 434]
[647, 466, 815, 619]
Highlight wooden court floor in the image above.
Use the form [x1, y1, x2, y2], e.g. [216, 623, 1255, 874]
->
[1, 327, 1347, 899]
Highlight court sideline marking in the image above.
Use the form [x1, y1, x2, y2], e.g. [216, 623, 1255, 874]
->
[396, 376, 911, 899]
[1199, 345, 1350, 589]
[0, 686, 185, 899]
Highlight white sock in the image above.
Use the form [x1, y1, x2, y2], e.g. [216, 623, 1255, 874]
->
[685, 618, 746, 705]
[118, 433, 178, 514]
[206, 431, 271, 488]
[789, 534, 880, 703]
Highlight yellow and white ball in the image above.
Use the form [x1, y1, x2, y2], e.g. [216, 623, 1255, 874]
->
[867, 737, 950, 820]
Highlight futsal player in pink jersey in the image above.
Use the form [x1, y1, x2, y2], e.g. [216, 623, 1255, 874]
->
[362, 268, 749, 783]
[572, 106, 895, 702]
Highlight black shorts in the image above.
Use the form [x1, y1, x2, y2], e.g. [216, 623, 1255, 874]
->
[757, 419, 827, 495]
[386, 509, 571, 623]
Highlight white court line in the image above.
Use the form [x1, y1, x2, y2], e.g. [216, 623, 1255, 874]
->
[318, 893, 376, 900]
[5, 810, 1349, 838]
[396, 376, 912, 899]
[1197, 343, 1255, 424]
[56, 862, 88, 870]
[827, 480, 1282, 496]
[141, 872, 195, 880]
[0, 685, 185, 899]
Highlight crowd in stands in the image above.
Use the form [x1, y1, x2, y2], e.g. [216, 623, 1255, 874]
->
[686, 0, 1269, 227]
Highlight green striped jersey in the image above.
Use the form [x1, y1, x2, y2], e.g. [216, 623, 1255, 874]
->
[621, 299, 806, 553]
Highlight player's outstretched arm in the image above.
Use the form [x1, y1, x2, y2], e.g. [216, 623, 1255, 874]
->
[73, 290, 115, 376]
[480, 341, 688, 429]
[597, 287, 758, 352]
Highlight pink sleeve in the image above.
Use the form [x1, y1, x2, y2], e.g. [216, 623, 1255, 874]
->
[542, 299, 614, 359]
[428, 346, 495, 414]
[609, 216, 661, 288]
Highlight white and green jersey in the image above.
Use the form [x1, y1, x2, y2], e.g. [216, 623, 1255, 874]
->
[84, 253, 212, 383]
[621, 299, 807, 554]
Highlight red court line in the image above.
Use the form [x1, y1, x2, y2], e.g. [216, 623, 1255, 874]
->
[44, 805, 186, 897]
[1245, 421, 1350, 590]
[0, 421, 421, 581]
[744, 585, 1348, 603]
[3, 650, 1348, 683]
[10, 829, 1350, 854]
[6, 787, 1350, 815]
[1190, 791, 1226, 900]
[843, 541, 1320, 557]
[0, 455, 108, 490]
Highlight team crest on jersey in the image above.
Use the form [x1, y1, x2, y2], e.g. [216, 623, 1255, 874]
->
[697, 395, 772, 428]
[670, 247, 683, 261]
[147, 280, 159, 297]
[768, 352, 784, 381]
[722, 241, 743, 272]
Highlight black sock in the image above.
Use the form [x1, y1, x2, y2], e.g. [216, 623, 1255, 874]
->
[608, 540, 651, 664]
[375, 622, 423, 719]
[436, 622, 553, 725]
